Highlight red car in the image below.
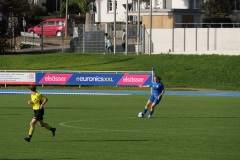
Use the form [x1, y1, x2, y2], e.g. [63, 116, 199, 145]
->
[27, 18, 74, 36]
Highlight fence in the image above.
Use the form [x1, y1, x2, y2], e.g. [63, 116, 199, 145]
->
[1, 23, 146, 54]
[175, 23, 240, 28]
[1, 21, 240, 55]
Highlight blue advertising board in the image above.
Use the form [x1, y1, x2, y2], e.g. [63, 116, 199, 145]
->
[36, 72, 152, 86]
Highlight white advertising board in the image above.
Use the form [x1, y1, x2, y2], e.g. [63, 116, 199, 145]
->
[0, 73, 36, 84]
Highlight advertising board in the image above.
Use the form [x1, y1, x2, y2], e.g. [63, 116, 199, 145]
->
[36, 72, 152, 86]
[0, 72, 36, 85]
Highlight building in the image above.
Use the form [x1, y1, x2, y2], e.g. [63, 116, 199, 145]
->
[94, 0, 203, 28]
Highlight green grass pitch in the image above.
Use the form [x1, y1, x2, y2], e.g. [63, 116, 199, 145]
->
[0, 94, 239, 160]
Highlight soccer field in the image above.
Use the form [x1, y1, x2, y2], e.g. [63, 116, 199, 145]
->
[0, 94, 239, 160]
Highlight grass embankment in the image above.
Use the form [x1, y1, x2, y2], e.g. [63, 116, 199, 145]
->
[0, 53, 239, 91]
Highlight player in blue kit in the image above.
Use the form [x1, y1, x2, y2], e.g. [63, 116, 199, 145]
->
[139, 75, 165, 118]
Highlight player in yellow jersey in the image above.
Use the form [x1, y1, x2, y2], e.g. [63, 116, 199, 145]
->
[24, 85, 56, 142]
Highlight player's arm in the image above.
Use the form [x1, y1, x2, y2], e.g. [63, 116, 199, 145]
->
[158, 90, 165, 99]
[158, 85, 165, 99]
[40, 98, 48, 110]
[28, 100, 33, 104]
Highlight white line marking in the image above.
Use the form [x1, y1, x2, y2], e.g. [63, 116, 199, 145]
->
[0, 92, 131, 95]
[59, 118, 240, 136]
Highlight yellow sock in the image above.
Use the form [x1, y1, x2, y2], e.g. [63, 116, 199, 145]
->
[44, 123, 51, 130]
[28, 127, 34, 137]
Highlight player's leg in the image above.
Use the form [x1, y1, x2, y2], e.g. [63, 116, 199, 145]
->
[148, 96, 162, 118]
[148, 103, 157, 118]
[24, 118, 38, 142]
[122, 42, 125, 51]
[142, 99, 153, 115]
[38, 119, 56, 137]
[109, 47, 112, 53]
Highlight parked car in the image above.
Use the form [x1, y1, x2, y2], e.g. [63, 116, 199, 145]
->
[27, 18, 74, 36]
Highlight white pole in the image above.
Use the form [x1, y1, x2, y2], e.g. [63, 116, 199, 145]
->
[125, 0, 128, 55]
[137, 0, 140, 55]
[65, 0, 69, 37]
[149, 0, 152, 55]
[114, 0, 116, 54]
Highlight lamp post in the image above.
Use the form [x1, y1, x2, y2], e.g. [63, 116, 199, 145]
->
[22, 13, 26, 45]
[125, 0, 128, 55]
[137, 0, 140, 55]
[65, 0, 69, 37]
[114, 0, 116, 54]
[149, 0, 152, 55]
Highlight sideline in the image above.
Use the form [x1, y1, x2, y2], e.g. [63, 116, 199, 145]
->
[0, 89, 239, 97]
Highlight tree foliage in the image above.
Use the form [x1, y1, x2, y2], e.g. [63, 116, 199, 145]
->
[201, 0, 237, 18]
[74, 0, 89, 13]
[0, 0, 30, 17]
[60, 0, 89, 14]
[0, 0, 47, 19]
[69, 0, 93, 25]
[60, 1, 82, 15]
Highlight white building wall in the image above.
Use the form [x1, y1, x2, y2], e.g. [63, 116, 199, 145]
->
[150, 29, 173, 53]
[172, 0, 189, 9]
[216, 28, 240, 51]
[174, 29, 184, 52]
[185, 29, 196, 52]
[196, 28, 208, 51]
[208, 29, 216, 51]
[95, 0, 133, 23]
[148, 28, 240, 55]
[95, 0, 190, 23]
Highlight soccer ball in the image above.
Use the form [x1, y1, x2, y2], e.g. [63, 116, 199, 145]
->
[138, 112, 144, 118]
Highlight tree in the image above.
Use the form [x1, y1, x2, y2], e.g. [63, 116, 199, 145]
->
[74, 0, 94, 25]
[0, 0, 47, 27]
[201, 0, 236, 18]
[0, 0, 31, 18]
[60, 1, 81, 15]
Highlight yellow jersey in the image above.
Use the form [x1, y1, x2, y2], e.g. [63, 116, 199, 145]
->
[31, 92, 47, 110]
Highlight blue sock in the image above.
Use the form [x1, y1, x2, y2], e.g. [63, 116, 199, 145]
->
[143, 108, 148, 114]
[149, 110, 153, 116]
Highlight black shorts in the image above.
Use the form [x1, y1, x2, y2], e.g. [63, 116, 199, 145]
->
[33, 109, 44, 121]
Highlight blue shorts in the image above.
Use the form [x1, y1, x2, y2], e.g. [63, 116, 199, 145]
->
[149, 95, 162, 104]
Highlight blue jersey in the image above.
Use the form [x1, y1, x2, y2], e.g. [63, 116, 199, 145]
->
[149, 82, 164, 97]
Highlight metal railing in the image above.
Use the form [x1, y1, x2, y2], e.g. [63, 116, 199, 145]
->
[175, 23, 240, 28]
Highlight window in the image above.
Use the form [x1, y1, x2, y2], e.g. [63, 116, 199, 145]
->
[109, 0, 117, 12]
[155, 0, 160, 7]
[47, 21, 55, 26]
[142, 0, 150, 9]
[40, 22, 46, 27]
[56, 21, 64, 26]
[189, 0, 202, 9]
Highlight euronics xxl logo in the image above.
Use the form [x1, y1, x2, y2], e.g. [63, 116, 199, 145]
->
[39, 73, 72, 85]
[76, 76, 114, 82]
[118, 74, 150, 85]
